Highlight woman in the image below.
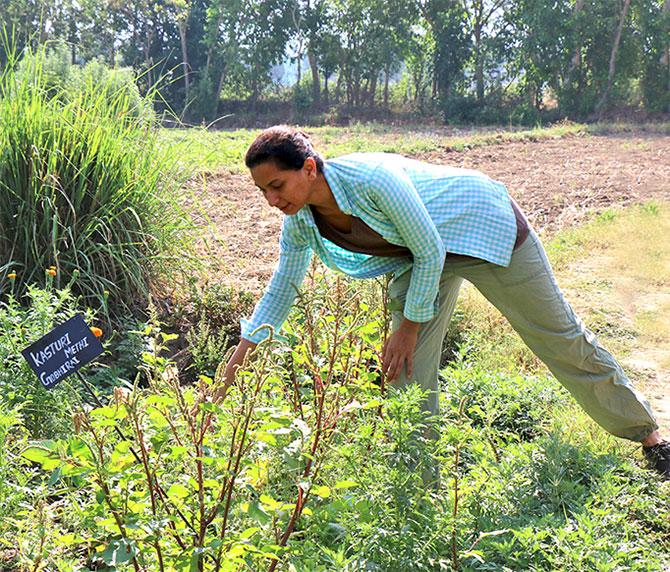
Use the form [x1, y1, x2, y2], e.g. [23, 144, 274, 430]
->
[217, 125, 669, 478]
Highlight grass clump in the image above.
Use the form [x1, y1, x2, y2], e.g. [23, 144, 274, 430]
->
[0, 42, 194, 321]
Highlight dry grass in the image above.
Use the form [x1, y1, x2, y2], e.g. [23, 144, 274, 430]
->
[457, 201, 670, 433]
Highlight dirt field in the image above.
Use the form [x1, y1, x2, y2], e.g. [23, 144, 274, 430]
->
[188, 131, 670, 293]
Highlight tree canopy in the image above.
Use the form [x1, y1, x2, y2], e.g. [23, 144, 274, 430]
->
[2, 0, 668, 123]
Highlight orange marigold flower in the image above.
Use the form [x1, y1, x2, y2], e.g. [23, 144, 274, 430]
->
[47, 268, 57, 277]
[8, 272, 16, 280]
[90, 326, 103, 338]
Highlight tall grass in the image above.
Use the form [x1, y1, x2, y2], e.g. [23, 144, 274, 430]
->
[0, 41, 194, 321]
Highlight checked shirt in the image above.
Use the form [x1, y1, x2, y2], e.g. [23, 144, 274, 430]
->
[241, 153, 517, 343]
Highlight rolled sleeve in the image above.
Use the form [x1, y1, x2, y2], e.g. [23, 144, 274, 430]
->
[370, 164, 446, 322]
[240, 220, 312, 343]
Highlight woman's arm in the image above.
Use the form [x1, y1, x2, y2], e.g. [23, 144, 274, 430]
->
[240, 218, 313, 344]
[213, 337, 257, 402]
[369, 162, 446, 323]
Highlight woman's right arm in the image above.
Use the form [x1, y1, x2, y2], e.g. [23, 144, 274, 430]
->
[214, 218, 312, 402]
[213, 337, 257, 402]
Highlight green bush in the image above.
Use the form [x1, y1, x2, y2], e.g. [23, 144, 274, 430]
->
[441, 350, 570, 443]
[0, 43, 194, 322]
[3, 270, 670, 570]
[0, 282, 91, 438]
[16, 40, 152, 121]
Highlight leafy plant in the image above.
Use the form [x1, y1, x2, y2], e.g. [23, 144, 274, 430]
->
[0, 41, 194, 322]
[0, 280, 91, 438]
[18, 270, 387, 570]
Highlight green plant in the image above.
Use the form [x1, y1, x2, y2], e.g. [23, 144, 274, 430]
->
[0, 398, 31, 532]
[18, 270, 386, 570]
[0, 281, 91, 438]
[185, 319, 231, 377]
[7, 268, 670, 571]
[0, 41, 194, 322]
[15, 40, 152, 122]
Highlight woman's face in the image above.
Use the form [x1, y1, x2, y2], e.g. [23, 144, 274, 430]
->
[250, 158, 317, 216]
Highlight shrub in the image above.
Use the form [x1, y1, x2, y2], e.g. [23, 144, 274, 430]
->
[16, 270, 387, 570]
[15, 40, 152, 121]
[0, 43, 194, 322]
[0, 282, 91, 438]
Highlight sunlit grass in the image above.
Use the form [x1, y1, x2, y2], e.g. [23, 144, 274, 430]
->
[555, 201, 670, 369]
[159, 121, 588, 174]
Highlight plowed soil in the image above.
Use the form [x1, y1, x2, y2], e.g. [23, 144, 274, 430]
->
[188, 132, 670, 293]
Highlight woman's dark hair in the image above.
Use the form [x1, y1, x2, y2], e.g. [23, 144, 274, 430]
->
[245, 125, 324, 173]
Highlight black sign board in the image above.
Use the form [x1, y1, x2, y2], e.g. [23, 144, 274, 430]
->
[21, 314, 103, 389]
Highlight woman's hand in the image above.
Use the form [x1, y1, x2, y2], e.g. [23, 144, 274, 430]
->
[382, 318, 420, 382]
[212, 338, 257, 402]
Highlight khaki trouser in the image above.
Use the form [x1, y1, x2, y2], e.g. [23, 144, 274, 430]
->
[388, 230, 658, 443]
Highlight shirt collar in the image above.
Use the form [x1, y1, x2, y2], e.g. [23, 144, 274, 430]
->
[323, 161, 353, 215]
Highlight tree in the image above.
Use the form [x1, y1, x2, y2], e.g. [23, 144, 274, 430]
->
[595, 0, 632, 115]
[166, 0, 194, 108]
[421, 0, 471, 114]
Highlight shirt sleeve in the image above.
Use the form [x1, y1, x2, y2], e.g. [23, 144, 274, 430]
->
[369, 162, 446, 322]
[240, 219, 313, 343]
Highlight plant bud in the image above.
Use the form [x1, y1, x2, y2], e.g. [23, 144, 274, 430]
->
[72, 411, 88, 434]
[113, 386, 131, 406]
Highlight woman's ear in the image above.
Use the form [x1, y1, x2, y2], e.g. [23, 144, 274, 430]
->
[303, 156, 317, 179]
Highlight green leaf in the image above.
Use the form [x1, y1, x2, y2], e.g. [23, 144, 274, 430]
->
[334, 480, 359, 490]
[22, 446, 61, 469]
[247, 501, 271, 524]
[239, 527, 260, 540]
[90, 405, 126, 420]
[100, 539, 137, 565]
[260, 494, 282, 510]
[168, 484, 190, 499]
[312, 485, 331, 498]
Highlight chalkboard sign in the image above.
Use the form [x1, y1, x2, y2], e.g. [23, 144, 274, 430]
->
[21, 314, 104, 389]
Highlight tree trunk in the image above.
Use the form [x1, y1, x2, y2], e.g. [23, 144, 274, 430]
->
[596, 0, 631, 116]
[474, 0, 485, 102]
[383, 65, 390, 107]
[323, 72, 330, 106]
[369, 74, 377, 108]
[214, 63, 228, 111]
[296, 52, 302, 85]
[178, 20, 190, 105]
[335, 71, 343, 103]
[205, 13, 223, 75]
[474, 31, 484, 100]
[565, 0, 586, 98]
[308, 49, 320, 108]
[568, 0, 585, 71]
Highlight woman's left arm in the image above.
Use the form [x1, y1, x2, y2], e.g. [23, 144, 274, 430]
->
[369, 163, 446, 381]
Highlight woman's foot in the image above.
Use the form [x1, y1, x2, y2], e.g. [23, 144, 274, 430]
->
[642, 440, 670, 479]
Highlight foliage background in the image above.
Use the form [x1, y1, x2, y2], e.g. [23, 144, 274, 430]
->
[1, 0, 668, 125]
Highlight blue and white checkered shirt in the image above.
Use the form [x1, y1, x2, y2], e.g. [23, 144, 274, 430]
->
[241, 153, 517, 343]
